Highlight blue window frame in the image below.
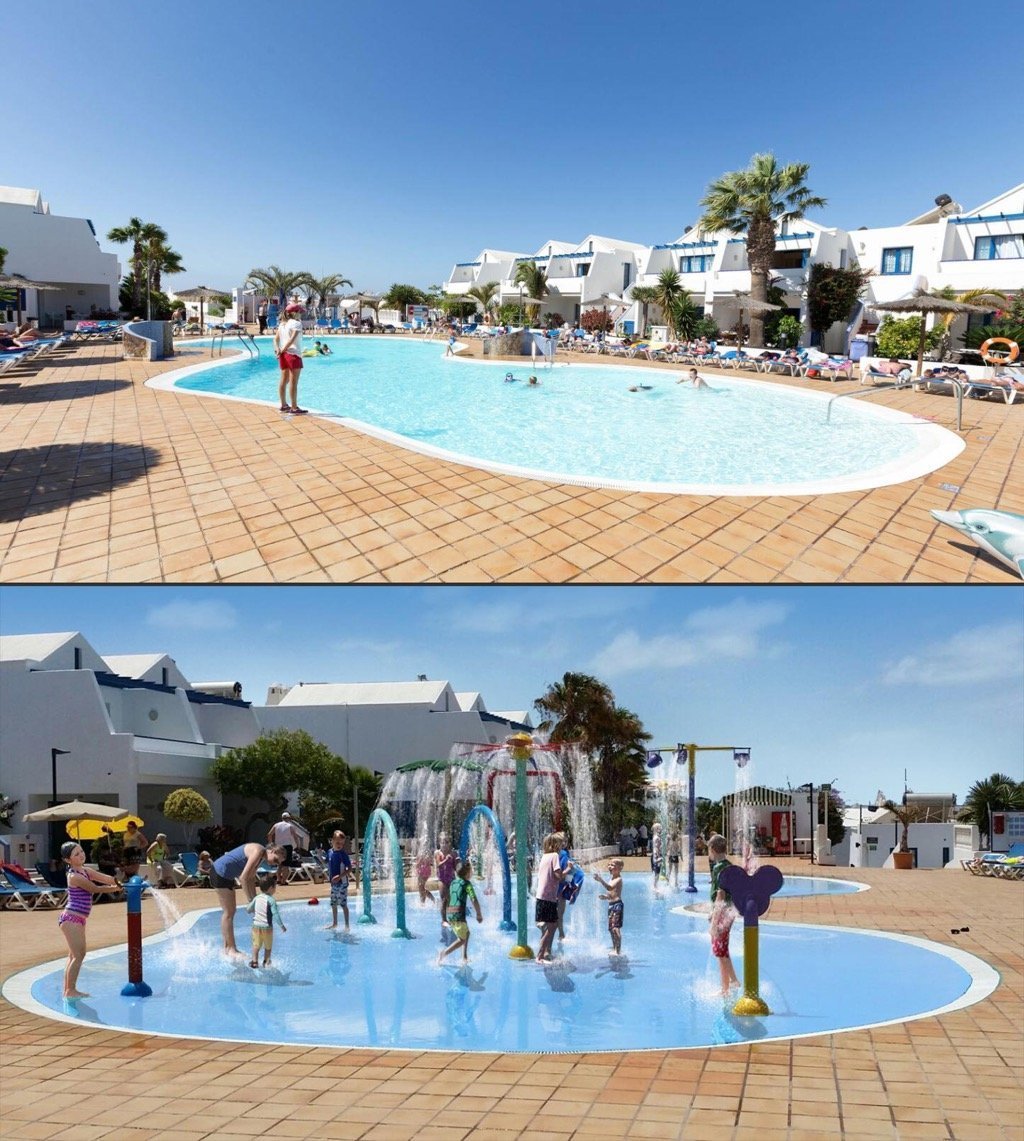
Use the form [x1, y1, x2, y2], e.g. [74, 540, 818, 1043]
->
[974, 234, 1024, 260]
[680, 255, 710, 273]
[881, 247, 913, 275]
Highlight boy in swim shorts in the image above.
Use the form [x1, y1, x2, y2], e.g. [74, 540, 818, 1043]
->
[593, 858, 624, 955]
[708, 833, 740, 995]
[245, 875, 287, 968]
[438, 859, 482, 964]
[326, 830, 355, 931]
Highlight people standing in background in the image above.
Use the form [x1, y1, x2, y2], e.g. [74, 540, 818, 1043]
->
[257, 300, 268, 334]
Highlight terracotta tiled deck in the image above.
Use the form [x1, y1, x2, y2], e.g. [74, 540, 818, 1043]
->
[0, 341, 1021, 583]
[1, 860, 1021, 1140]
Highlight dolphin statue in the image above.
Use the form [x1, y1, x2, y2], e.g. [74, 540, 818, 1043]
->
[931, 509, 1024, 579]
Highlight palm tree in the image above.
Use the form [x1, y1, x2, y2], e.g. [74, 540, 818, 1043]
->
[108, 218, 168, 313]
[513, 261, 548, 324]
[959, 773, 1024, 848]
[534, 673, 650, 834]
[466, 282, 499, 317]
[304, 273, 353, 314]
[245, 265, 313, 308]
[653, 269, 686, 339]
[146, 240, 186, 295]
[672, 290, 703, 340]
[699, 153, 826, 346]
[934, 287, 1009, 359]
[628, 284, 659, 337]
[380, 283, 426, 316]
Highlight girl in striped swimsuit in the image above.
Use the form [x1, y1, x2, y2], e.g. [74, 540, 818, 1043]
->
[59, 841, 120, 998]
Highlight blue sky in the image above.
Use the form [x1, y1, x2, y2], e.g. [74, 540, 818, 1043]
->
[7, 0, 1001, 293]
[2, 586, 1020, 805]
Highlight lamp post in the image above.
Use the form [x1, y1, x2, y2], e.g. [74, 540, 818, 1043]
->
[518, 284, 524, 328]
[50, 748, 69, 861]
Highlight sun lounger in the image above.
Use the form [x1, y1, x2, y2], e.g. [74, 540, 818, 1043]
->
[1, 867, 66, 908]
[965, 377, 1022, 406]
[173, 851, 202, 887]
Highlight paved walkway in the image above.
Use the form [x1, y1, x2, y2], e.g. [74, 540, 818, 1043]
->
[0, 341, 1021, 583]
[1, 860, 1020, 1140]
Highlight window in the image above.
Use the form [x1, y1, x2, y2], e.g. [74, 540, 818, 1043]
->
[1007, 813, 1024, 838]
[974, 234, 1024, 260]
[881, 247, 913, 274]
[866, 838, 878, 851]
[680, 255, 710, 273]
[622, 262, 632, 291]
[575, 263, 590, 277]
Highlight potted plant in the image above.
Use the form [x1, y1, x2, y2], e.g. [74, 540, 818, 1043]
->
[884, 799, 919, 869]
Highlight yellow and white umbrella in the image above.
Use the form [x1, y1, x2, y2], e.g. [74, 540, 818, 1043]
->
[66, 815, 144, 842]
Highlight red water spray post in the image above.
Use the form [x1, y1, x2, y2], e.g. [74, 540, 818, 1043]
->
[121, 875, 152, 997]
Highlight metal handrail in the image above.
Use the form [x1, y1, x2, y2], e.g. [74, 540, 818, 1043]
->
[210, 328, 259, 359]
[826, 375, 963, 431]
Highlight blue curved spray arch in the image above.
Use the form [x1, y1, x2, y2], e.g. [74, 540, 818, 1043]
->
[358, 808, 412, 938]
[459, 804, 515, 931]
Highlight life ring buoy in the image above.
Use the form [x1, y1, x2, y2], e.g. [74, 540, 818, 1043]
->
[979, 337, 1019, 364]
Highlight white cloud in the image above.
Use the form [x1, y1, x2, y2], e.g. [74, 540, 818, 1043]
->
[334, 637, 405, 657]
[591, 597, 789, 677]
[882, 622, 1024, 687]
[146, 598, 237, 631]
[442, 589, 644, 637]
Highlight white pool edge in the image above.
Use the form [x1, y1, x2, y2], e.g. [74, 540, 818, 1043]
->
[2, 902, 1000, 1055]
[145, 344, 966, 498]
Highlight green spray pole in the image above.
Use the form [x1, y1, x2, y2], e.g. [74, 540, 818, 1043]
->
[507, 734, 534, 960]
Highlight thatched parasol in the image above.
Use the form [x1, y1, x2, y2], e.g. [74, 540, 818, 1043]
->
[173, 285, 231, 331]
[0, 272, 62, 327]
[869, 290, 995, 376]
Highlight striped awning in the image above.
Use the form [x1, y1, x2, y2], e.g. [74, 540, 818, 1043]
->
[721, 786, 793, 807]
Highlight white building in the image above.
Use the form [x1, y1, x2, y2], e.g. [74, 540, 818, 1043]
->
[844, 794, 960, 869]
[0, 632, 260, 859]
[257, 679, 531, 775]
[443, 182, 1024, 350]
[0, 186, 121, 325]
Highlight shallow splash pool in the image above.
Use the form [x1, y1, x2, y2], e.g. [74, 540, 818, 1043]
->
[4, 875, 995, 1053]
[150, 339, 964, 496]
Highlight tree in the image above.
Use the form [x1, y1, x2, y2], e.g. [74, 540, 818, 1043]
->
[118, 274, 173, 319]
[670, 290, 703, 340]
[107, 218, 168, 313]
[0, 246, 7, 273]
[534, 672, 650, 838]
[162, 787, 212, 850]
[699, 153, 826, 346]
[821, 787, 846, 848]
[146, 239, 186, 295]
[513, 261, 548, 324]
[0, 791, 19, 830]
[959, 772, 1024, 848]
[305, 273, 353, 312]
[210, 729, 348, 834]
[629, 284, 659, 336]
[379, 283, 427, 317]
[465, 282, 499, 316]
[653, 269, 685, 339]
[580, 307, 613, 333]
[933, 286, 1009, 359]
[883, 799, 923, 854]
[807, 263, 872, 342]
[876, 315, 942, 358]
[245, 265, 313, 307]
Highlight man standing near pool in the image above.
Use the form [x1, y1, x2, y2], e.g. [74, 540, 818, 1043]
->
[274, 301, 308, 414]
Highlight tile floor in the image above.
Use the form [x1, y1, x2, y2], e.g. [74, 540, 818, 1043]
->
[0, 341, 1021, 583]
[1, 860, 1021, 1140]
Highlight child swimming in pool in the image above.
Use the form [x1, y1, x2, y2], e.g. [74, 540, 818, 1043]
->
[592, 858, 624, 955]
[438, 859, 482, 965]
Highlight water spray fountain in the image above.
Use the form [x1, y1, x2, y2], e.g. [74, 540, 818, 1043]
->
[357, 808, 412, 938]
[720, 863, 783, 1016]
[120, 875, 152, 997]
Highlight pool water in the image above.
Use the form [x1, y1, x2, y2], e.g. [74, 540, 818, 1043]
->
[157, 339, 964, 495]
[8, 875, 994, 1053]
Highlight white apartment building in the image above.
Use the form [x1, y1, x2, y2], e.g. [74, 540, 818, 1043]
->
[0, 186, 121, 325]
[258, 679, 530, 775]
[0, 632, 259, 859]
[444, 182, 1024, 350]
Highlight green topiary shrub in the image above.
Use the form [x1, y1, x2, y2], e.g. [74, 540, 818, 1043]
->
[162, 787, 212, 850]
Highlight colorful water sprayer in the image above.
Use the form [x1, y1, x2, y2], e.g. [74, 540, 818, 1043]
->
[718, 864, 783, 1016]
[507, 733, 535, 960]
[120, 875, 152, 997]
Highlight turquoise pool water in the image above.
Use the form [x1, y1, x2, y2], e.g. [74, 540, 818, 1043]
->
[156, 338, 964, 495]
[6, 874, 994, 1053]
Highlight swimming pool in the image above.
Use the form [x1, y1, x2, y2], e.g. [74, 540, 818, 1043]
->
[150, 339, 964, 496]
[5, 875, 995, 1053]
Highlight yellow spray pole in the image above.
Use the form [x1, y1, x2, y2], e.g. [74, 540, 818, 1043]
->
[719, 863, 783, 1016]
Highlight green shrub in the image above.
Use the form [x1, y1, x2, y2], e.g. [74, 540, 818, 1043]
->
[775, 315, 804, 348]
[961, 323, 1024, 350]
[876, 315, 941, 358]
[693, 316, 719, 340]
